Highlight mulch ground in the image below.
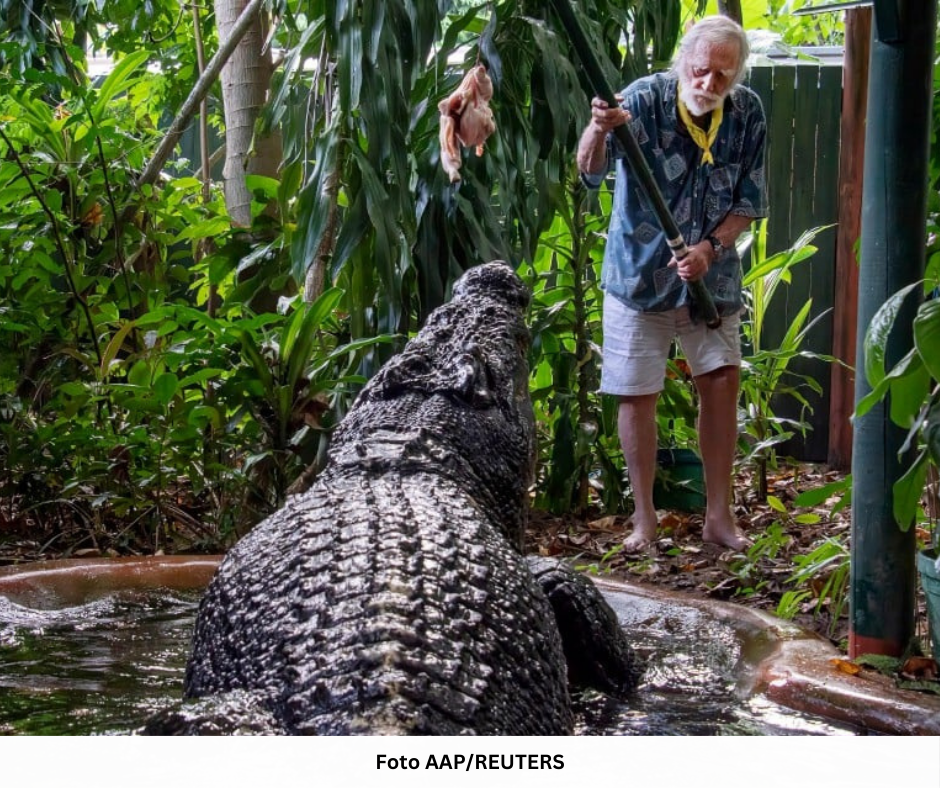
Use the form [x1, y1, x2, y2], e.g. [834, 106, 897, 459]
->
[524, 463, 894, 650]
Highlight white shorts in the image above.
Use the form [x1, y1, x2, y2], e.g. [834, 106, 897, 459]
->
[600, 293, 742, 396]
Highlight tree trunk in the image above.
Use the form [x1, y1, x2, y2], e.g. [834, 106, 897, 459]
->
[717, 0, 743, 24]
[215, 0, 282, 227]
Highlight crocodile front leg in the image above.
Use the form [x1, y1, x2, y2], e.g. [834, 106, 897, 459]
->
[527, 557, 643, 699]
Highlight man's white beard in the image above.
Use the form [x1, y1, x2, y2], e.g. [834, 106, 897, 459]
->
[679, 81, 723, 117]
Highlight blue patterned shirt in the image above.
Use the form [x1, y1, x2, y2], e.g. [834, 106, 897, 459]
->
[582, 73, 768, 315]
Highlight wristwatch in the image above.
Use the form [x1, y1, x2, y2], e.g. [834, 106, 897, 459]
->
[706, 234, 727, 258]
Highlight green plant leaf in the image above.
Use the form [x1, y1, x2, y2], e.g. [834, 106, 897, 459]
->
[767, 494, 787, 513]
[99, 320, 137, 378]
[888, 356, 930, 428]
[855, 347, 921, 420]
[153, 372, 179, 405]
[864, 281, 921, 389]
[925, 396, 940, 466]
[793, 513, 822, 525]
[793, 475, 852, 507]
[92, 51, 150, 120]
[245, 175, 281, 202]
[893, 449, 929, 531]
[177, 217, 232, 242]
[914, 297, 940, 382]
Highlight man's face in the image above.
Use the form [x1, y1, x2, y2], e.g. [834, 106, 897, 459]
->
[679, 41, 740, 117]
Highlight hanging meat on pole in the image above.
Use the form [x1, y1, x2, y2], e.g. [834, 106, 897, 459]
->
[438, 64, 496, 183]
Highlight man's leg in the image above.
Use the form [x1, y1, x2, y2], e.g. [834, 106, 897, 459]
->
[619, 393, 660, 551]
[694, 365, 747, 550]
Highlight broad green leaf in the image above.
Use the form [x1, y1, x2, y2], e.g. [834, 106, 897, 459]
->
[793, 476, 851, 507]
[855, 347, 920, 419]
[888, 358, 930, 428]
[153, 372, 179, 405]
[178, 368, 226, 389]
[893, 450, 929, 531]
[863, 281, 921, 389]
[245, 174, 281, 201]
[913, 297, 940, 382]
[127, 361, 151, 388]
[188, 405, 222, 430]
[177, 217, 232, 242]
[134, 306, 179, 327]
[925, 397, 940, 466]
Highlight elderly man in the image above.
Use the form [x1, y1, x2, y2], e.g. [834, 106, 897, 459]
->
[577, 16, 768, 552]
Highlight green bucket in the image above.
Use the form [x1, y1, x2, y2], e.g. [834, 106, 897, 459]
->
[653, 448, 705, 512]
[917, 549, 940, 659]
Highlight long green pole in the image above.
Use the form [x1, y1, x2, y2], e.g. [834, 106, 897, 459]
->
[850, 0, 937, 657]
[548, 0, 721, 329]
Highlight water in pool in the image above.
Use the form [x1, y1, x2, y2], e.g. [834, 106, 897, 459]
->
[0, 586, 855, 735]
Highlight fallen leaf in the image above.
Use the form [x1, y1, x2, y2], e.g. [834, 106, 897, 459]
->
[588, 516, 619, 531]
[660, 512, 683, 531]
[900, 656, 939, 682]
[829, 658, 861, 675]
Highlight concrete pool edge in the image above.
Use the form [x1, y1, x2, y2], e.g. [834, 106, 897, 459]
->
[594, 576, 940, 735]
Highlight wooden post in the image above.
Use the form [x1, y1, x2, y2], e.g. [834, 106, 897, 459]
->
[828, 7, 871, 471]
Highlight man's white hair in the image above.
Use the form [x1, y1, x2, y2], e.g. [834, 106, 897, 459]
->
[671, 16, 750, 88]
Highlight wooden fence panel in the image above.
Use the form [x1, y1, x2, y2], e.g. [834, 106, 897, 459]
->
[748, 61, 843, 462]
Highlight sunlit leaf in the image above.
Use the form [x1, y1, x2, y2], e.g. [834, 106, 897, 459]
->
[863, 281, 921, 389]
[92, 50, 149, 120]
[766, 494, 787, 513]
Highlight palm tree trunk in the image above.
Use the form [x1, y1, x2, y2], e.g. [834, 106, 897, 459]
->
[215, 0, 282, 226]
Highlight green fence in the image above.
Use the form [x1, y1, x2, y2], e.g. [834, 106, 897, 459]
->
[748, 58, 843, 462]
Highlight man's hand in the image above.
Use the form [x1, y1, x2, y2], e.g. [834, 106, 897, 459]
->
[668, 240, 713, 282]
[589, 97, 630, 134]
[578, 97, 629, 175]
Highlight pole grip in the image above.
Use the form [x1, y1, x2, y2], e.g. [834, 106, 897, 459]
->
[549, 0, 721, 329]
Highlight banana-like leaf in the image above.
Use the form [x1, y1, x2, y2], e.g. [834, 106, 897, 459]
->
[290, 124, 340, 284]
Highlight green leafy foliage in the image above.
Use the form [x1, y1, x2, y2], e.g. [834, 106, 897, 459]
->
[787, 535, 850, 638]
[858, 279, 940, 532]
[738, 221, 835, 499]
[4, 1, 813, 551]
[0, 34, 388, 552]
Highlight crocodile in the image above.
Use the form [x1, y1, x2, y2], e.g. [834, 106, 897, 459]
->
[145, 261, 641, 735]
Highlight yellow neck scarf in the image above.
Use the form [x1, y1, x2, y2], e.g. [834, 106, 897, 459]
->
[678, 99, 723, 166]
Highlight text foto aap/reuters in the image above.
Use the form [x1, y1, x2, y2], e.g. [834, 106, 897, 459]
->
[377, 754, 565, 771]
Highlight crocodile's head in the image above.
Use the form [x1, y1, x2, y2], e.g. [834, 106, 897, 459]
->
[329, 261, 534, 548]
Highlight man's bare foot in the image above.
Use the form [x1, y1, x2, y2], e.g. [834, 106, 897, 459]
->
[702, 518, 749, 551]
[623, 519, 658, 553]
